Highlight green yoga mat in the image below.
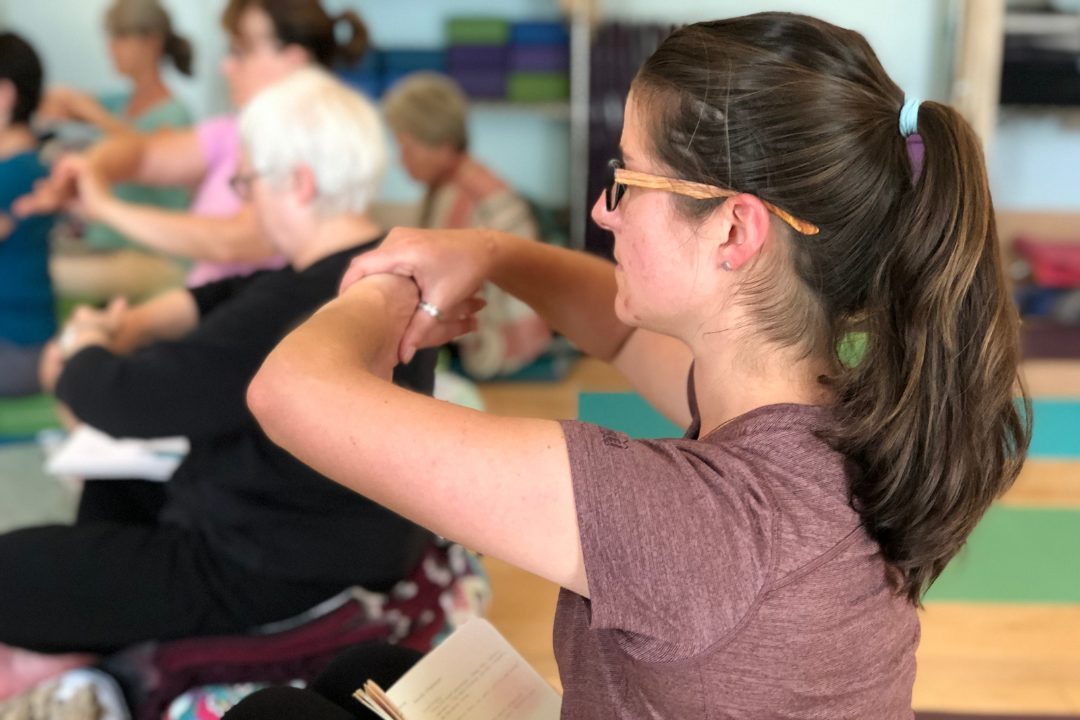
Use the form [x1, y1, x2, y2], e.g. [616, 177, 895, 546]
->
[578, 392, 1080, 603]
[0, 394, 60, 441]
[926, 506, 1080, 603]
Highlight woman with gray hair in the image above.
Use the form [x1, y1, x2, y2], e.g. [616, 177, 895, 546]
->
[383, 72, 553, 380]
[0, 68, 440, 701]
[37, 0, 195, 301]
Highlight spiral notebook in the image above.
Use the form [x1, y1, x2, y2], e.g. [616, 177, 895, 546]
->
[354, 619, 561, 720]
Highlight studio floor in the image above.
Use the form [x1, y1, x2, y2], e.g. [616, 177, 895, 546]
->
[1, 357, 1079, 715]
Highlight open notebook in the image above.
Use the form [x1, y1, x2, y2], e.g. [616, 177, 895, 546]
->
[355, 619, 561, 720]
[45, 425, 188, 482]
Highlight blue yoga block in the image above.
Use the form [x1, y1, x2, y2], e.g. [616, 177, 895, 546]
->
[382, 49, 446, 73]
[511, 21, 570, 46]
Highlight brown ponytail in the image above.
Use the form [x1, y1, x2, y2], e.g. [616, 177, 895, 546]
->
[635, 13, 1030, 604]
[836, 99, 1029, 602]
[106, 0, 194, 76]
[222, 0, 369, 68]
[333, 11, 368, 66]
[164, 33, 194, 76]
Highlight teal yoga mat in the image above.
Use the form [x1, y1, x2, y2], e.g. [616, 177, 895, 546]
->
[1028, 400, 1080, 458]
[578, 392, 1080, 603]
[579, 393, 1080, 458]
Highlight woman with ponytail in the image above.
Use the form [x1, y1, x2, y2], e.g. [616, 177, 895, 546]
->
[16, 0, 370, 289]
[243, 12, 1028, 719]
[36, 0, 196, 301]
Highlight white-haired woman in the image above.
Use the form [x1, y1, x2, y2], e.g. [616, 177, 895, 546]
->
[0, 68, 440, 701]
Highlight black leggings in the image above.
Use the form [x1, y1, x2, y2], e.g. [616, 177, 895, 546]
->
[0, 481, 347, 655]
[223, 643, 423, 720]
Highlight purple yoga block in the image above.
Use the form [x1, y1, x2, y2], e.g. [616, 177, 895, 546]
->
[508, 45, 569, 72]
[451, 68, 507, 98]
[447, 45, 507, 71]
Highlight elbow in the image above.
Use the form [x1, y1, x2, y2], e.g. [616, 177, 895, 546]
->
[246, 358, 288, 442]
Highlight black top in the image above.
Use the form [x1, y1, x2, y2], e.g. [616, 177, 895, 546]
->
[57, 242, 437, 589]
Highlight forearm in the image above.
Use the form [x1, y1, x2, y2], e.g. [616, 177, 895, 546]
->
[95, 201, 273, 263]
[486, 231, 633, 361]
[267, 281, 413, 385]
[84, 132, 145, 183]
[113, 290, 199, 354]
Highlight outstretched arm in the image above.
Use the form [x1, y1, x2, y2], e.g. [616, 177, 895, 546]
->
[249, 274, 589, 596]
[341, 228, 694, 428]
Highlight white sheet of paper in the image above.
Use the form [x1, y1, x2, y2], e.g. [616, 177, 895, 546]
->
[45, 425, 188, 482]
[387, 619, 562, 720]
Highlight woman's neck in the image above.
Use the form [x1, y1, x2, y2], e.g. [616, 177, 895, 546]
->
[126, 66, 171, 118]
[290, 213, 385, 272]
[0, 124, 37, 160]
[689, 334, 832, 439]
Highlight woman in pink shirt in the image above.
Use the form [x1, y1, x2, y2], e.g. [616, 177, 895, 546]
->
[18, 0, 368, 286]
[240, 13, 1030, 720]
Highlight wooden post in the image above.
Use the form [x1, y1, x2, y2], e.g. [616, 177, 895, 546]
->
[951, 0, 1005, 150]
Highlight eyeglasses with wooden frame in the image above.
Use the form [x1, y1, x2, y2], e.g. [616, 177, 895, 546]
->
[604, 159, 819, 236]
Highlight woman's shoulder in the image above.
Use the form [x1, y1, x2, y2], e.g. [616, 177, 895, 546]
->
[136, 96, 193, 131]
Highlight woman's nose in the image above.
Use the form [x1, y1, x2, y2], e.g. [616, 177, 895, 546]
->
[591, 194, 616, 232]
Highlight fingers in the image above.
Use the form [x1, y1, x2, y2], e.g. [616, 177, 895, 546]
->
[399, 295, 487, 364]
[339, 248, 416, 296]
[399, 312, 441, 365]
[105, 297, 128, 332]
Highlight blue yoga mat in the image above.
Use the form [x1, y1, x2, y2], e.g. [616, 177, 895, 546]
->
[579, 393, 1080, 458]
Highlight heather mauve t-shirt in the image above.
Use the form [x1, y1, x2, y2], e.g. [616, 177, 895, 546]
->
[187, 116, 286, 287]
[554, 388, 919, 719]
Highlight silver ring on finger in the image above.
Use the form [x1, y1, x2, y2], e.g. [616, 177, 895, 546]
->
[418, 300, 442, 322]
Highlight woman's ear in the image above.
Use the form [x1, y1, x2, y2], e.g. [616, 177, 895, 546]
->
[715, 193, 772, 271]
[291, 164, 319, 207]
[0, 79, 16, 124]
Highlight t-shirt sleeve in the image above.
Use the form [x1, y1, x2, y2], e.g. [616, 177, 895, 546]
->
[559, 419, 776, 662]
[196, 116, 239, 171]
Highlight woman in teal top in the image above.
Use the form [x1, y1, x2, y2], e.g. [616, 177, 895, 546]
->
[0, 34, 55, 397]
[37, 0, 194, 300]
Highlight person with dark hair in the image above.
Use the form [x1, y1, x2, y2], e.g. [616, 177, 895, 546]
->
[0, 33, 55, 397]
[241, 12, 1030, 719]
[36, 0, 195, 302]
[15, 0, 368, 288]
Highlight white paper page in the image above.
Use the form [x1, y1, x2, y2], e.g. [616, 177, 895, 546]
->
[45, 425, 188, 482]
[387, 619, 561, 720]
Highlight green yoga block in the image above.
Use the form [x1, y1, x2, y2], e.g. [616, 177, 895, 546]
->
[507, 72, 570, 102]
[447, 18, 510, 46]
[0, 394, 60, 440]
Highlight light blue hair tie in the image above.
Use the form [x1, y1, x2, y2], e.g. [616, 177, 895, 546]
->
[899, 96, 921, 137]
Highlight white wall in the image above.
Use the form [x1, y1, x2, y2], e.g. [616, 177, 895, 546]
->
[3, 0, 229, 119]
[605, 0, 953, 102]
[13, 0, 1021, 210]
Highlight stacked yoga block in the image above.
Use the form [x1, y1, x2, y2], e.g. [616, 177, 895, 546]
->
[337, 50, 448, 99]
[507, 22, 570, 103]
[336, 19, 570, 103]
[447, 19, 570, 101]
[447, 19, 510, 98]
